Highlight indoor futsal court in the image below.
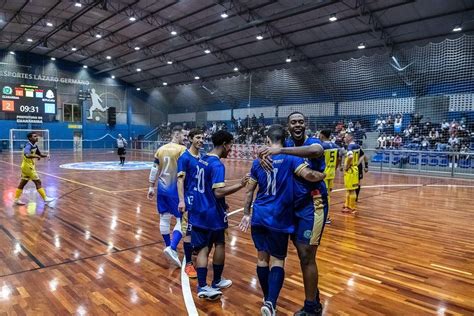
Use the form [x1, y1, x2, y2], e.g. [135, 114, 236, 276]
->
[0, 0, 474, 315]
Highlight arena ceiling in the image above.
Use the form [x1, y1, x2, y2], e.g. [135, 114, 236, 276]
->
[0, 0, 473, 90]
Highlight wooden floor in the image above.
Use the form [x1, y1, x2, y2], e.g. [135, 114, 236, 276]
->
[0, 150, 473, 315]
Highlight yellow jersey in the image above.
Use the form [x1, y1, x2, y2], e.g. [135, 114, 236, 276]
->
[323, 148, 338, 180]
[154, 142, 186, 196]
[21, 142, 41, 170]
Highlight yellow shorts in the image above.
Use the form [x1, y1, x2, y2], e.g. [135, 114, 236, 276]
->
[324, 178, 334, 192]
[344, 167, 359, 190]
[21, 167, 40, 181]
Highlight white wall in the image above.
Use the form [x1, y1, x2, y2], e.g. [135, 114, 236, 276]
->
[339, 98, 415, 115]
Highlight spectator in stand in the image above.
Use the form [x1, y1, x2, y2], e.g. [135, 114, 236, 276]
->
[421, 137, 430, 151]
[354, 128, 367, 146]
[335, 121, 344, 133]
[375, 116, 386, 134]
[377, 133, 387, 149]
[448, 134, 460, 148]
[429, 128, 439, 149]
[441, 120, 450, 130]
[403, 124, 412, 141]
[393, 135, 402, 148]
[355, 121, 362, 130]
[251, 114, 258, 127]
[259, 113, 265, 126]
[245, 115, 251, 128]
[394, 115, 402, 134]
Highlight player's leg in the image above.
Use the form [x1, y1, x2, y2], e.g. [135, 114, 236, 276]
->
[324, 179, 333, 223]
[159, 211, 172, 247]
[355, 166, 363, 202]
[164, 212, 183, 267]
[182, 212, 196, 278]
[14, 179, 29, 205]
[32, 178, 55, 202]
[211, 230, 232, 289]
[342, 172, 352, 213]
[251, 226, 270, 301]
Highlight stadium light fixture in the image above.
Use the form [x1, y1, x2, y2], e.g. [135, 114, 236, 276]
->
[71, 47, 77, 51]
[329, 14, 337, 22]
[194, 76, 200, 80]
[111, 75, 115, 79]
[50, 57, 56, 61]
[358, 42, 366, 49]
[233, 67, 239, 72]
[83, 65, 88, 69]
[452, 25, 462, 32]
[136, 68, 141, 72]
[134, 46, 140, 51]
[27, 38, 33, 42]
[163, 82, 168, 86]
[204, 49, 211, 54]
[75, 2, 82, 7]
[167, 60, 173, 65]
[256, 34, 263, 40]
[136, 88, 141, 91]
[46, 22, 53, 27]
[106, 55, 112, 60]
[285, 56, 292, 63]
[221, 12, 228, 19]
[9, 51, 15, 55]
[95, 34, 102, 39]
[129, 17, 136, 22]
[171, 30, 177, 36]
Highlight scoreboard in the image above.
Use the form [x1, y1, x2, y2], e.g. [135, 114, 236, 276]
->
[1, 83, 56, 123]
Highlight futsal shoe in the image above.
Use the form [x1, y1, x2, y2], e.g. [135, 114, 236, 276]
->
[261, 301, 276, 316]
[164, 246, 182, 267]
[341, 207, 351, 214]
[212, 277, 233, 289]
[13, 199, 26, 206]
[185, 262, 197, 278]
[325, 217, 332, 224]
[294, 306, 322, 316]
[197, 286, 222, 300]
[44, 197, 56, 203]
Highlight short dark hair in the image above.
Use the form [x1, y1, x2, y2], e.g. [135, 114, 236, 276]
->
[212, 130, 234, 146]
[320, 129, 332, 139]
[266, 124, 286, 145]
[27, 132, 36, 139]
[287, 111, 305, 122]
[188, 128, 203, 139]
[172, 125, 183, 133]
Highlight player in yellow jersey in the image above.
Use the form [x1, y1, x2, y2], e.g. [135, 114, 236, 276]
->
[342, 133, 361, 215]
[318, 130, 341, 224]
[147, 125, 187, 267]
[13, 132, 55, 206]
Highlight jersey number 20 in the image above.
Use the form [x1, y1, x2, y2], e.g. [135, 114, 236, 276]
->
[195, 166, 205, 193]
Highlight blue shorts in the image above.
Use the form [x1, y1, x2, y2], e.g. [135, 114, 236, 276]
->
[292, 195, 328, 246]
[251, 226, 289, 260]
[191, 226, 226, 250]
[157, 195, 181, 218]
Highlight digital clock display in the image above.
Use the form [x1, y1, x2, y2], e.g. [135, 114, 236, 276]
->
[1, 83, 56, 118]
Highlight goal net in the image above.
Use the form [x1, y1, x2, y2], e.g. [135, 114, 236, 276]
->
[9, 129, 50, 153]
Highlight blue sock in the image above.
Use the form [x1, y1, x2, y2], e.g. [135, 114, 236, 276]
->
[197, 267, 208, 288]
[162, 234, 171, 247]
[256, 266, 270, 300]
[183, 242, 193, 264]
[212, 264, 224, 286]
[267, 266, 285, 308]
[170, 230, 182, 251]
[304, 299, 322, 313]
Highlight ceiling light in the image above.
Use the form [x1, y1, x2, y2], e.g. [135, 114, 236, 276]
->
[111, 75, 115, 79]
[256, 34, 263, 40]
[285, 57, 292, 63]
[9, 51, 15, 55]
[129, 17, 136, 22]
[221, 12, 228, 19]
[46, 22, 53, 27]
[83, 65, 88, 69]
[452, 25, 462, 32]
[194, 76, 200, 80]
[233, 67, 239, 71]
[136, 68, 141, 72]
[71, 47, 77, 51]
[204, 49, 211, 54]
[329, 14, 337, 22]
[26, 38, 33, 42]
[171, 30, 177, 36]
[163, 82, 168, 86]
[50, 57, 56, 61]
[75, 2, 82, 7]
[134, 46, 140, 51]
[106, 55, 111, 60]
[167, 60, 173, 65]
[95, 34, 102, 38]
[136, 88, 141, 91]
[358, 42, 366, 49]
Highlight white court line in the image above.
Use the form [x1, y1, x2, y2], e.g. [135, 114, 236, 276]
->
[181, 258, 199, 316]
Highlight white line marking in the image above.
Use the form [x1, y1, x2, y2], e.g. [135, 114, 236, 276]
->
[181, 258, 199, 316]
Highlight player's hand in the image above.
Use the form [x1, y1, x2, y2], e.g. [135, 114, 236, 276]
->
[241, 173, 250, 187]
[259, 156, 273, 173]
[364, 167, 368, 173]
[258, 146, 281, 158]
[239, 214, 251, 232]
[147, 187, 155, 200]
[36, 156, 41, 160]
[178, 200, 186, 213]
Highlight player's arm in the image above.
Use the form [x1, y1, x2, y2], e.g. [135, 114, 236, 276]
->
[176, 156, 187, 212]
[36, 147, 48, 158]
[239, 179, 257, 232]
[214, 174, 249, 199]
[260, 144, 324, 159]
[147, 155, 160, 199]
[345, 154, 353, 172]
[297, 165, 326, 183]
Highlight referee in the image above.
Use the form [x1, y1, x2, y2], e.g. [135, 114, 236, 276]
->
[117, 134, 127, 166]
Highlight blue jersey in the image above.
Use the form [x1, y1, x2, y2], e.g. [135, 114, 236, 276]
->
[285, 137, 327, 205]
[189, 154, 228, 231]
[177, 149, 201, 209]
[249, 154, 307, 233]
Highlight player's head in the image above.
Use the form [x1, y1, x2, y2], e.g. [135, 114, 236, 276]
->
[287, 111, 306, 141]
[188, 128, 204, 150]
[266, 124, 286, 146]
[212, 130, 234, 158]
[171, 125, 185, 145]
[319, 129, 331, 141]
[344, 132, 354, 145]
[27, 132, 38, 144]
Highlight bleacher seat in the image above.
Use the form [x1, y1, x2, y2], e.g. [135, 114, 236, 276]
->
[459, 158, 470, 168]
[371, 151, 383, 163]
[428, 154, 439, 166]
[383, 152, 390, 164]
[409, 153, 419, 165]
[438, 154, 449, 167]
[392, 152, 401, 165]
[421, 154, 429, 165]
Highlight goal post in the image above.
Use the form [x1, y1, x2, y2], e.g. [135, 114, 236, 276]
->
[9, 129, 50, 153]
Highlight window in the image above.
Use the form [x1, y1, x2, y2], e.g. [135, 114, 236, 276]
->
[63, 103, 81, 122]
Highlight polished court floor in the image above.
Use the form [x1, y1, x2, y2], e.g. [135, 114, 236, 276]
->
[0, 150, 473, 315]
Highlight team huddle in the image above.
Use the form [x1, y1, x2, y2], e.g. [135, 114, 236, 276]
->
[147, 112, 367, 316]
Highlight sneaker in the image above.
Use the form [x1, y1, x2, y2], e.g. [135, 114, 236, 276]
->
[212, 277, 232, 289]
[341, 207, 351, 213]
[185, 263, 197, 278]
[294, 306, 322, 316]
[261, 301, 276, 316]
[13, 199, 26, 205]
[325, 217, 332, 224]
[197, 285, 222, 300]
[44, 197, 55, 203]
[164, 246, 181, 267]
[351, 210, 359, 216]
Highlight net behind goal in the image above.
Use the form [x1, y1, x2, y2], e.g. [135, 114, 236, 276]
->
[9, 129, 50, 153]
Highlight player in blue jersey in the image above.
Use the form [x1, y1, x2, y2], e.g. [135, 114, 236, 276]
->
[318, 129, 341, 224]
[259, 112, 327, 316]
[191, 130, 249, 300]
[177, 129, 204, 279]
[239, 125, 326, 316]
[147, 125, 187, 268]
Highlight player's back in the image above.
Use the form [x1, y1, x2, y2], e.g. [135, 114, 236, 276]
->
[190, 154, 228, 231]
[322, 141, 339, 180]
[155, 142, 186, 196]
[346, 143, 361, 168]
[250, 154, 306, 233]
